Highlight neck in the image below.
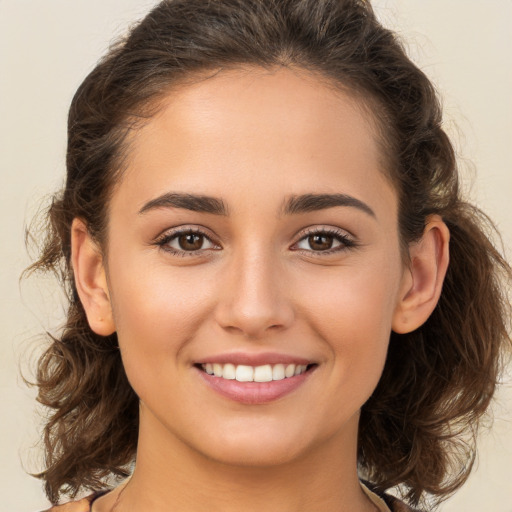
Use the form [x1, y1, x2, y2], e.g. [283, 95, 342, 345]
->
[99, 406, 375, 512]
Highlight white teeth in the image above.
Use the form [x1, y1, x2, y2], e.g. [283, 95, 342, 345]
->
[272, 364, 285, 380]
[254, 365, 273, 382]
[223, 363, 236, 380]
[201, 362, 310, 381]
[285, 364, 296, 378]
[235, 365, 254, 382]
[213, 363, 223, 377]
[294, 364, 307, 376]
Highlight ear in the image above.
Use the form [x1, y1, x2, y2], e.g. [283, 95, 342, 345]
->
[71, 218, 116, 336]
[392, 215, 450, 334]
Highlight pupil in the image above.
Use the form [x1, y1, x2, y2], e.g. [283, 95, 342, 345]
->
[309, 234, 333, 251]
[179, 233, 203, 250]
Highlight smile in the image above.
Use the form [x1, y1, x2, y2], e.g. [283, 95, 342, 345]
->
[196, 359, 317, 404]
[201, 363, 309, 382]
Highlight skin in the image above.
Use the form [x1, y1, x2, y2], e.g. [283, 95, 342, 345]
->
[73, 66, 449, 512]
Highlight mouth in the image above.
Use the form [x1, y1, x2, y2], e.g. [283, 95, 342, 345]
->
[198, 362, 314, 382]
[194, 360, 318, 404]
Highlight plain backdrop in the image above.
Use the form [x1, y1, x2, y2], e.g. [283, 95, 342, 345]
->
[1, 1, 511, 510]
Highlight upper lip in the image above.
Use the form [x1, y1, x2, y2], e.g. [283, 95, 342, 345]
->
[196, 352, 314, 367]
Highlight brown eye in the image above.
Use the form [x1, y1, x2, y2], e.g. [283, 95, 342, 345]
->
[178, 233, 204, 251]
[308, 234, 334, 251]
[158, 229, 217, 254]
[294, 229, 355, 254]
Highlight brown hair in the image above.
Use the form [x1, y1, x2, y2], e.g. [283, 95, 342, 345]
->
[27, 0, 511, 508]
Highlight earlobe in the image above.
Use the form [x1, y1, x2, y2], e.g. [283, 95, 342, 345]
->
[71, 218, 116, 336]
[392, 216, 450, 334]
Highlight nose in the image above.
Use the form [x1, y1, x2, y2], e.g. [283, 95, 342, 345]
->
[214, 249, 295, 339]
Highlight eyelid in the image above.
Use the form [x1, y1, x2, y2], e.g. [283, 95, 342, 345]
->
[290, 226, 358, 254]
[152, 224, 358, 257]
[154, 225, 221, 255]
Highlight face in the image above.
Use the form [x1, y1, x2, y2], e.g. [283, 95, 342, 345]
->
[101, 67, 408, 467]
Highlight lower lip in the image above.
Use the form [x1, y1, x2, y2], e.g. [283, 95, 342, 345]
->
[196, 367, 314, 404]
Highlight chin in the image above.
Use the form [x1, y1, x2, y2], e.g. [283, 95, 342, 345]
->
[182, 417, 336, 469]
[200, 438, 307, 468]
[164, 415, 294, 465]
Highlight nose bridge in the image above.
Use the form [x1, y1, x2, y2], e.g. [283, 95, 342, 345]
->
[215, 242, 293, 338]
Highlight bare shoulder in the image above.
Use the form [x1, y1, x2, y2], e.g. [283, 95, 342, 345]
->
[40, 495, 95, 512]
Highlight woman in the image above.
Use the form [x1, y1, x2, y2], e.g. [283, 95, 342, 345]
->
[29, 0, 511, 511]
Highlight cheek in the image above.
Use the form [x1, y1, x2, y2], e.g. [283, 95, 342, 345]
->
[297, 255, 403, 387]
[301, 256, 401, 332]
[106, 254, 218, 373]
[106, 259, 221, 413]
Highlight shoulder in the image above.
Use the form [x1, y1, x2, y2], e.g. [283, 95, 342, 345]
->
[40, 498, 91, 512]
[40, 493, 102, 512]
[384, 493, 422, 512]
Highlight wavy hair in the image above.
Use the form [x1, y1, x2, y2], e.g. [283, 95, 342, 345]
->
[27, 0, 511, 508]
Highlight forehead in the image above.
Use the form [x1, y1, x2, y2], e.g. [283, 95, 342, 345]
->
[116, 66, 396, 217]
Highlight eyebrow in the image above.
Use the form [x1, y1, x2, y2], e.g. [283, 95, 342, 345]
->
[139, 192, 228, 216]
[282, 193, 375, 218]
[138, 191, 375, 218]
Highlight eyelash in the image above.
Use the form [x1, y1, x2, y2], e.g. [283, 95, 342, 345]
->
[154, 227, 220, 257]
[154, 226, 357, 257]
[291, 227, 357, 255]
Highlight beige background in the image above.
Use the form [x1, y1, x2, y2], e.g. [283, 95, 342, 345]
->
[1, 1, 511, 510]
